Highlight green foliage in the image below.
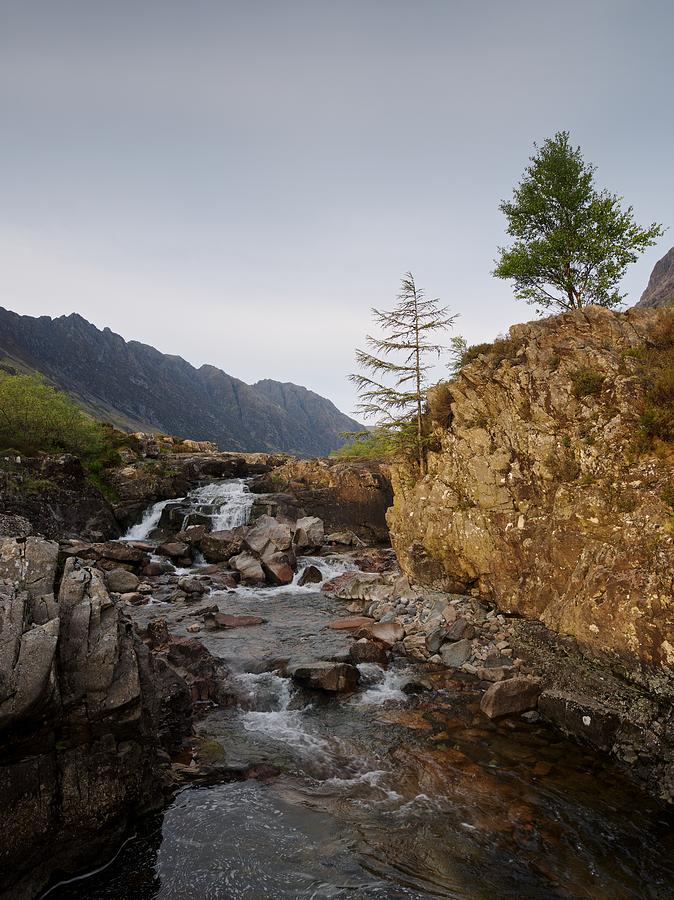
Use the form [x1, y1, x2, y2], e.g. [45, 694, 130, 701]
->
[350, 273, 457, 471]
[331, 428, 405, 460]
[0, 373, 105, 459]
[448, 333, 523, 375]
[636, 314, 674, 444]
[571, 368, 605, 399]
[494, 131, 664, 313]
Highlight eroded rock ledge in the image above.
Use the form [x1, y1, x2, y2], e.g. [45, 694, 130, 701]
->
[385, 306, 674, 799]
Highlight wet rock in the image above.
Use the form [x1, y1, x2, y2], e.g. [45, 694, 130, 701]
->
[325, 531, 357, 545]
[293, 516, 324, 552]
[480, 677, 542, 719]
[175, 524, 208, 544]
[521, 710, 541, 724]
[362, 621, 405, 647]
[229, 552, 266, 585]
[297, 564, 323, 586]
[348, 638, 389, 666]
[261, 551, 295, 586]
[120, 591, 146, 605]
[209, 572, 238, 590]
[105, 567, 140, 593]
[537, 689, 619, 751]
[201, 527, 247, 563]
[187, 623, 201, 633]
[144, 617, 171, 648]
[178, 575, 207, 596]
[141, 559, 173, 577]
[291, 661, 360, 693]
[244, 515, 293, 557]
[156, 541, 190, 560]
[440, 638, 473, 668]
[327, 615, 375, 631]
[204, 613, 267, 630]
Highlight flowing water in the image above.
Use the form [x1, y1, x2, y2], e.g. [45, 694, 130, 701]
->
[52, 480, 674, 899]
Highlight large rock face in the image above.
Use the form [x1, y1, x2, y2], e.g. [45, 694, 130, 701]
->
[636, 246, 674, 308]
[0, 307, 363, 455]
[0, 536, 201, 899]
[387, 306, 674, 671]
[252, 458, 393, 543]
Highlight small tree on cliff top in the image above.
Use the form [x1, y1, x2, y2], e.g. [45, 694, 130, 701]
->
[494, 131, 663, 313]
[349, 273, 456, 472]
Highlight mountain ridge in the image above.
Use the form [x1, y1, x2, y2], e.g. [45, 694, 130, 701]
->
[0, 307, 362, 456]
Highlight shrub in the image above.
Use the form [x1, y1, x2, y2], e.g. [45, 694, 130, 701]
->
[331, 428, 401, 460]
[427, 382, 453, 425]
[571, 368, 604, 399]
[637, 312, 674, 444]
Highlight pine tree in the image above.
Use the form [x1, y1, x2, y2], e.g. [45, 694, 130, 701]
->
[494, 131, 664, 313]
[349, 273, 456, 472]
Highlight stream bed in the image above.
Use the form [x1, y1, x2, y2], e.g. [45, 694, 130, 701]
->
[47, 480, 674, 899]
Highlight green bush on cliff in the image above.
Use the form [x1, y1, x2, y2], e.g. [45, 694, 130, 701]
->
[636, 314, 674, 445]
[0, 373, 106, 461]
[331, 428, 400, 459]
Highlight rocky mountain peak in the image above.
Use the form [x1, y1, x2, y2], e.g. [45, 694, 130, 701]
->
[636, 246, 674, 308]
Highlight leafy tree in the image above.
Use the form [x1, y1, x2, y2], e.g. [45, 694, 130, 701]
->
[349, 273, 456, 471]
[494, 131, 664, 313]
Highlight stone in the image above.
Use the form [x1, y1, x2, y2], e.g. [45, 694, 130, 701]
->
[328, 616, 375, 631]
[325, 531, 356, 545]
[425, 626, 447, 654]
[244, 515, 293, 557]
[175, 524, 207, 544]
[201, 527, 246, 563]
[445, 618, 475, 642]
[291, 661, 359, 693]
[156, 541, 190, 560]
[440, 638, 473, 668]
[297, 564, 323, 586]
[120, 591, 146, 605]
[480, 677, 542, 719]
[178, 575, 207, 596]
[141, 560, 173, 577]
[261, 551, 295, 586]
[521, 710, 541, 724]
[229, 552, 266, 585]
[105, 568, 140, 594]
[186, 623, 201, 633]
[362, 621, 405, 647]
[293, 516, 324, 552]
[348, 639, 389, 666]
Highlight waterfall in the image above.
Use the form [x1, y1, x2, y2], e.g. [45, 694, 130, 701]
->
[122, 498, 179, 541]
[188, 479, 255, 530]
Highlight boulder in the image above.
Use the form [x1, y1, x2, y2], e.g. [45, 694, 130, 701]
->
[349, 639, 389, 666]
[175, 524, 208, 545]
[291, 661, 360, 693]
[480, 677, 542, 719]
[105, 568, 140, 594]
[327, 616, 375, 631]
[120, 591, 146, 605]
[325, 531, 357, 545]
[360, 621, 405, 646]
[440, 638, 473, 668]
[177, 575, 207, 596]
[156, 541, 190, 560]
[293, 516, 324, 552]
[260, 551, 294, 585]
[244, 515, 293, 558]
[229, 552, 266, 585]
[141, 559, 173, 577]
[297, 565, 323, 586]
[201, 527, 246, 563]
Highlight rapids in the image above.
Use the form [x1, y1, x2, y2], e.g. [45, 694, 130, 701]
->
[49, 479, 674, 899]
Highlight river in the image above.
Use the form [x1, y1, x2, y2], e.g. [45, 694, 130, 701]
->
[46, 479, 674, 899]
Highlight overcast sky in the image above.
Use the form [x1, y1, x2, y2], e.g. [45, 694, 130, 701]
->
[1, 1, 672, 417]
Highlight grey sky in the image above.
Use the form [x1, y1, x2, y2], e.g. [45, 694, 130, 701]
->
[1, 0, 672, 417]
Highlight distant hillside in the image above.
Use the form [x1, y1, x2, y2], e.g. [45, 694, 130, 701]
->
[0, 308, 362, 456]
[636, 246, 674, 308]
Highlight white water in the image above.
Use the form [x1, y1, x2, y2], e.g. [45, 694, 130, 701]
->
[123, 498, 180, 541]
[356, 663, 410, 705]
[188, 479, 255, 530]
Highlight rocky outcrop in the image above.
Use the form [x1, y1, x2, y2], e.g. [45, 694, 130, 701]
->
[0, 306, 363, 455]
[637, 246, 674, 308]
[252, 458, 392, 543]
[0, 453, 120, 541]
[0, 536, 226, 898]
[385, 306, 674, 800]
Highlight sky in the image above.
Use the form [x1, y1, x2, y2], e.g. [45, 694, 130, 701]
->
[1, 0, 672, 418]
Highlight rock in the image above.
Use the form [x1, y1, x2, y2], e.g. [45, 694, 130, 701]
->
[425, 626, 447, 654]
[229, 552, 266, 585]
[120, 591, 146, 605]
[637, 245, 674, 308]
[348, 639, 389, 666]
[521, 710, 541, 724]
[440, 638, 473, 668]
[444, 618, 475, 642]
[186, 623, 201, 633]
[145, 617, 171, 648]
[156, 541, 190, 560]
[361, 621, 405, 647]
[325, 531, 357, 545]
[201, 527, 246, 563]
[293, 516, 324, 552]
[261, 551, 295, 586]
[204, 613, 266, 629]
[178, 575, 207, 596]
[141, 559, 173, 577]
[105, 567, 140, 593]
[297, 564, 323, 586]
[327, 616, 375, 631]
[480, 677, 542, 719]
[244, 515, 293, 557]
[175, 524, 207, 544]
[291, 661, 359, 693]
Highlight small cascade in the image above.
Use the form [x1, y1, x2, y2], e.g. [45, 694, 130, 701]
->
[356, 663, 410, 705]
[187, 479, 255, 530]
[122, 498, 179, 541]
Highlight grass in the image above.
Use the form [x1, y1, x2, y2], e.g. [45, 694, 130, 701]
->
[632, 313, 674, 445]
[571, 368, 604, 399]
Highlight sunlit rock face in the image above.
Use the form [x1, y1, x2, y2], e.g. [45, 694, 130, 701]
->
[388, 306, 674, 670]
[636, 245, 674, 309]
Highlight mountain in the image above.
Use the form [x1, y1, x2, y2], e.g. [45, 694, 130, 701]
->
[0, 308, 362, 456]
[636, 246, 674, 308]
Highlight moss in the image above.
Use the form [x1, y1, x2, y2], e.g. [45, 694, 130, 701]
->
[571, 368, 605, 399]
[21, 477, 57, 495]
